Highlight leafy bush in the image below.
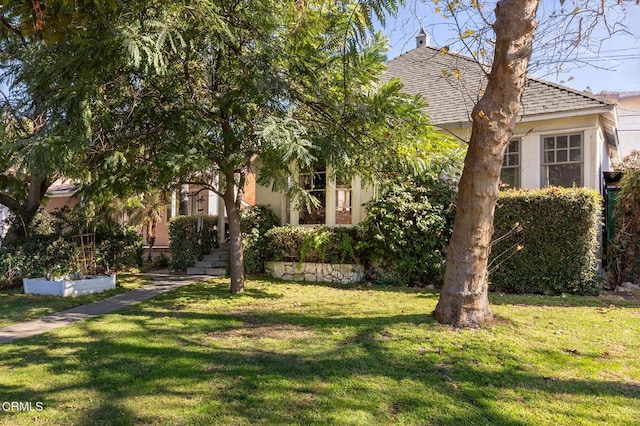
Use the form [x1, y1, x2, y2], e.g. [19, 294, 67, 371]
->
[264, 225, 362, 264]
[359, 178, 456, 286]
[0, 209, 144, 288]
[169, 215, 219, 271]
[490, 187, 601, 295]
[96, 226, 144, 271]
[264, 226, 309, 262]
[606, 151, 640, 286]
[153, 252, 171, 268]
[240, 205, 280, 235]
[240, 205, 280, 274]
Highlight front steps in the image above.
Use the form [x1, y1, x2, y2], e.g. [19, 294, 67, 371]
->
[186, 244, 230, 276]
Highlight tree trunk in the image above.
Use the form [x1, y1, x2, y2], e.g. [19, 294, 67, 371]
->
[435, 0, 539, 327]
[146, 217, 158, 262]
[1, 173, 50, 243]
[223, 170, 245, 293]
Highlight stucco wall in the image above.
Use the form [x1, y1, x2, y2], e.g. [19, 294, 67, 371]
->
[617, 97, 640, 158]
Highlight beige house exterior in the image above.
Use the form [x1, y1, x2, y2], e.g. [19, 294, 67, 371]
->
[254, 41, 621, 227]
[596, 92, 640, 159]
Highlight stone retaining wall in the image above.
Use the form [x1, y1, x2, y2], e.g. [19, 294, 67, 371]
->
[265, 261, 364, 283]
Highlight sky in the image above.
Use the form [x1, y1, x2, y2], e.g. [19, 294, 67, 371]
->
[380, 2, 640, 94]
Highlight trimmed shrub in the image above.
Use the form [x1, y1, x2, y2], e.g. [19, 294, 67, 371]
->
[169, 215, 219, 271]
[240, 205, 280, 274]
[264, 226, 309, 262]
[264, 225, 362, 264]
[240, 205, 280, 235]
[490, 187, 601, 295]
[96, 226, 144, 271]
[359, 179, 456, 286]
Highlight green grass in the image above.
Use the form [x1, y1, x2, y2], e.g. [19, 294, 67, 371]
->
[0, 274, 151, 328]
[0, 278, 639, 425]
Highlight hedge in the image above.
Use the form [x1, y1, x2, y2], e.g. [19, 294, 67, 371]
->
[489, 187, 602, 295]
[264, 225, 362, 265]
[359, 180, 456, 286]
[240, 205, 280, 274]
[169, 215, 218, 271]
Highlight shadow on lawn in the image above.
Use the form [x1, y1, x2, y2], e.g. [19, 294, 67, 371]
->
[248, 277, 640, 309]
[1, 289, 639, 425]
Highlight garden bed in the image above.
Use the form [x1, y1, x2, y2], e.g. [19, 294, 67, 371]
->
[23, 274, 117, 297]
[265, 261, 363, 283]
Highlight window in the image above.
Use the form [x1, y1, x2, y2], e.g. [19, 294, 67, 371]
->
[299, 168, 326, 225]
[297, 167, 353, 226]
[335, 175, 352, 225]
[542, 134, 582, 187]
[500, 139, 520, 189]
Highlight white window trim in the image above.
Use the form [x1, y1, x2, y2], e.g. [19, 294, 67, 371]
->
[540, 132, 584, 188]
[501, 138, 521, 189]
[290, 166, 358, 227]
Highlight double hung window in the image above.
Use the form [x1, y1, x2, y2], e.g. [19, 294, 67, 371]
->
[542, 134, 582, 187]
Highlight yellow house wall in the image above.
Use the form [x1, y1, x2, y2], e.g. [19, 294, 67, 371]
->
[445, 113, 604, 191]
[253, 113, 608, 226]
[617, 97, 640, 157]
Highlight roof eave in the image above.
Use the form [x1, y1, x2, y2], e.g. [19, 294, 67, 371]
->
[517, 106, 616, 123]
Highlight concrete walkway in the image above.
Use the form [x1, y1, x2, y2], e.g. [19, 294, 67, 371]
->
[0, 271, 210, 344]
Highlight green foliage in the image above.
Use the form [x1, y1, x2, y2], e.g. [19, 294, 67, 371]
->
[0, 209, 143, 288]
[168, 215, 219, 271]
[240, 205, 280, 236]
[264, 226, 362, 265]
[0, 233, 79, 287]
[153, 252, 171, 268]
[359, 176, 457, 286]
[240, 205, 280, 275]
[96, 226, 144, 271]
[606, 151, 640, 286]
[490, 187, 602, 295]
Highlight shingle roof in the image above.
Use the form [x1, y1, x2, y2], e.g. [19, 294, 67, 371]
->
[384, 46, 614, 126]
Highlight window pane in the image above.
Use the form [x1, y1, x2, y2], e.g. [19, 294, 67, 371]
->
[509, 139, 519, 153]
[544, 151, 555, 163]
[544, 137, 555, 150]
[570, 134, 581, 147]
[570, 148, 581, 162]
[299, 191, 326, 225]
[299, 168, 327, 224]
[335, 189, 352, 225]
[508, 153, 519, 166]
[546, 164, 581, 187]
[557, 136, 568, 149]
[500, 167, 520, 189]
[557, 150, 567, 162]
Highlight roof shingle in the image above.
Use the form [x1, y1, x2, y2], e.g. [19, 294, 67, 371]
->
[384, 46, 613, 126]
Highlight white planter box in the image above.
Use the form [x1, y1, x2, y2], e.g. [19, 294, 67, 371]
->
[265, 261, 363, 283]
[23, 274, 117, 297]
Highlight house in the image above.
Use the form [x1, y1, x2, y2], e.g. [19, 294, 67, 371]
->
[595, 92, 640, 158]
[254, 34, 620, 226]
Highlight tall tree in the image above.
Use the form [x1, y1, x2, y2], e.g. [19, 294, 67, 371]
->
[0, 1, 128, 240]
[426, 0, 634, 327]
[434, 0, 539, 327]
[82, 0, 435, 293]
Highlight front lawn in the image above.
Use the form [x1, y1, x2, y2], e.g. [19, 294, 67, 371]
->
[0, 274, 151, 329]
[0, 278, 638, 425]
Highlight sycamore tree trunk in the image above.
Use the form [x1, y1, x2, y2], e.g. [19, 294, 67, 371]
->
[222, 169, 246, 293]
[434, 0, 540, 327]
